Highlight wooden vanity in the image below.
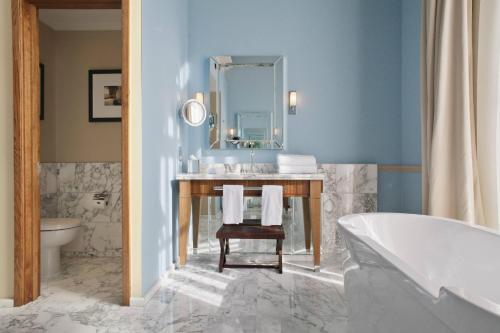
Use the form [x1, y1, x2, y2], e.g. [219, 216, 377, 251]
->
[177, 173, 324, 271]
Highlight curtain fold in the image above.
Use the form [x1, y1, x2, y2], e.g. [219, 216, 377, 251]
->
[476, 0, 500, 230]
[421, 0, 485, 225]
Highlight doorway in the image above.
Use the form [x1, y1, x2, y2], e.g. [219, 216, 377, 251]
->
[12, 0, 130, 306]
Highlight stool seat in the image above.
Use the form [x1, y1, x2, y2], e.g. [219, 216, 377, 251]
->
[216, 219, 284, 274]
[216, 224, 285, 240]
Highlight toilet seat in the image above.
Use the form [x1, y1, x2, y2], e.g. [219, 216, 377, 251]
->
[41, 218, 81, 231]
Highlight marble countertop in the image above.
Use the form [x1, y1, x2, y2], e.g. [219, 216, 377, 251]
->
[176, 172, 325, 180]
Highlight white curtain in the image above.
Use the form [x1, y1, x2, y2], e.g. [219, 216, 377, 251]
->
[421, 0, 500, 230]
[476, 0, 500, 230]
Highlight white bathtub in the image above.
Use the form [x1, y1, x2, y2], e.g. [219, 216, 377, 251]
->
[338, 213, 500, 333]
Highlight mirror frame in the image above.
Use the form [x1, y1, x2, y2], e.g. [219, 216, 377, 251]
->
[181, 99, 207, 127]
[208, 55, 287, 150]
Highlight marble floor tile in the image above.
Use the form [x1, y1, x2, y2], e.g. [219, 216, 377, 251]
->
[0, 251, 347, 332]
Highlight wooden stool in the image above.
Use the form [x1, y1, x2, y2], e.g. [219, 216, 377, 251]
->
[216, 221, 285, 274]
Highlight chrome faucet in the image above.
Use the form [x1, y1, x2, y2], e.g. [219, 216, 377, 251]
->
[250, 150, 255, 173]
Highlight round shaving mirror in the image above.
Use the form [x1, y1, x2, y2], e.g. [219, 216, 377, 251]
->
[181, 99, 207, 127]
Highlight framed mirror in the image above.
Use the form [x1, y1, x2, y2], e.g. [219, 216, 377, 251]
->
[181, 99, 207, 127]
[209, 56, 286, 150]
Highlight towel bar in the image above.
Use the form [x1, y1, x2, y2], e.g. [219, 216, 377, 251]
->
[213, 186, 263, 191]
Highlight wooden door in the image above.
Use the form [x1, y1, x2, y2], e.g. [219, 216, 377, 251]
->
[12, 0, 129, 306]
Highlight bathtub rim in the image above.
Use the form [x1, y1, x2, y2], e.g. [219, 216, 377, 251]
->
[337, 212, 500, 319]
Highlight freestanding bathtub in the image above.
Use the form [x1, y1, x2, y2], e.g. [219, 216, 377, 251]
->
[338, 213, 500, 333]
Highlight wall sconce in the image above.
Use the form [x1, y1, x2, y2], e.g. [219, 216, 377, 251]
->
[289, 91, 297, 115]
[194, 92, 204, 105]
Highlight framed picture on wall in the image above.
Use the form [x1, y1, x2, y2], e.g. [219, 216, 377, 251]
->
[40, 63, 44, 121]
[88, 69, 122, 122]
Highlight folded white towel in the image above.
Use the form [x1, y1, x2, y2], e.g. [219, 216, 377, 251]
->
[278, 164, 318, 174]
[277, 154, 317, 166]
[262, 185, 283, 226]
[222, 185, 244, 224]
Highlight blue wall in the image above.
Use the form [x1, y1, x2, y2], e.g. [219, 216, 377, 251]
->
[187, 0, 404, 210]
[140, 0, 422, 289]
[401, 0, 421, 213]
[141, 0, 188, 293]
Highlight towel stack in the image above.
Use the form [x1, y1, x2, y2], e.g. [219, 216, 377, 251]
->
[277, 154, 317, 174]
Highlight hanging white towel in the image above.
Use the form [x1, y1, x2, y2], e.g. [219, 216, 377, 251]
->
[262, 185, 283, 226]
[223, 185, 244, 224]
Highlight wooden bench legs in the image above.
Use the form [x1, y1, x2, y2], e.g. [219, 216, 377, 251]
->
[277, 239, 283, 274]
[218, 238, 283, 274]
[219, 238, 226, 272]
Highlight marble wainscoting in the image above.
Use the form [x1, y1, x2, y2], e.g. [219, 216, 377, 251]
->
[319, 164, 377, 253]
[40, 162, 122, 257]
[40, 163, 59, 217]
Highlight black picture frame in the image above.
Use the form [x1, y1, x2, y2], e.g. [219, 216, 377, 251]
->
[40, 63, 44, 121]
[88, 69, 122, 122]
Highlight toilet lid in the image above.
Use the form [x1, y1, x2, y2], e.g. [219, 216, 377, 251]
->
[41, 218, 81, 231]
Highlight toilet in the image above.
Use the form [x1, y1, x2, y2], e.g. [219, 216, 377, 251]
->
[41, 218, 81, 279]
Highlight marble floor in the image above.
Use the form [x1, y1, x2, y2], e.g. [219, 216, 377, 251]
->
[0, 252, 347, 332]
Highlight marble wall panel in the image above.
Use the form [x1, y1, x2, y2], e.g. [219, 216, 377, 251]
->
[40, 163, 122, 257]
[58, 163, 121, 193]
[39, 163, 58, 195]
[319, 164, 377, 253]
[62, 222, 122, 257]
[40, 193, 58, 218]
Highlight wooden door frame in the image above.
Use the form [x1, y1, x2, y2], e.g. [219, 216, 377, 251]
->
[12, 0, 130, 306]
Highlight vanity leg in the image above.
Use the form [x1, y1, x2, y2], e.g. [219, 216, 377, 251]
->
[310, 181, 322, 271]
[302, 197, 311, 253]
[192, 197, 201, 253]
[179, 181, 192, 266]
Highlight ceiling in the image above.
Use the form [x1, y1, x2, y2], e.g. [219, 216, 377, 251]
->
[39, 9, 121, 31]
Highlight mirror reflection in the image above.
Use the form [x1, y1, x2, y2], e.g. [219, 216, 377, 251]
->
[209, 56, 286, 149]
[182, 99, 207, 127]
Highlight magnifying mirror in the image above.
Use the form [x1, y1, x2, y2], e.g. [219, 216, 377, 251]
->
[181, 99, 207, 127]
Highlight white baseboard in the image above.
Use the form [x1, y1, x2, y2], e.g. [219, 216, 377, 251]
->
[0, 298, 14, 308]
[129, 264, 175, 307]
